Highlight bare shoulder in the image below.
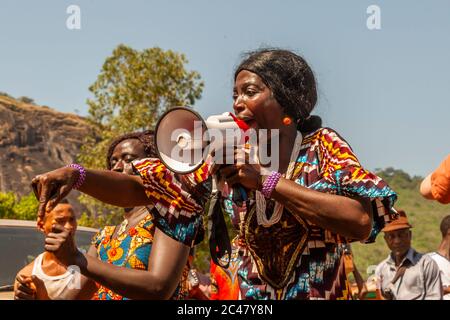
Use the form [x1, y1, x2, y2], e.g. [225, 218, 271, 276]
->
[16, 260, 35, 278]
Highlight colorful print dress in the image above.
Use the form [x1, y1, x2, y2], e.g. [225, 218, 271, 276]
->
[91, 213, 190, 300]
[132, 127, 398, 300]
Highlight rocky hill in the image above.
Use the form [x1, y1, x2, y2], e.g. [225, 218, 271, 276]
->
[0, 95, 94, 213]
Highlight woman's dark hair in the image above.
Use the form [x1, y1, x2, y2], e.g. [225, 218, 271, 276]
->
[235, 49, 322, 133]
[106, 130, 157, 169]
[440, 215, 450, 237]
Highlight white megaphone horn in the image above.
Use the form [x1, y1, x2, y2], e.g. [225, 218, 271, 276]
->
[155, 107, 250, 174]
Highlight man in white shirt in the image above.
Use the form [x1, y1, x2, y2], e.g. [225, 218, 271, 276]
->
[13, 200, 96, 299]
[375, 210, 442, 300]
[427, 215, 450, 300]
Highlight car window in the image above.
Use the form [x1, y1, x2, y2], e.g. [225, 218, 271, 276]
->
[77, 230, 96, 254]
[0, 226, 96, 287]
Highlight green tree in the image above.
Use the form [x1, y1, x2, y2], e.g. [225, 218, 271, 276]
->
[17, 96, 35, 104]
[0, 191, 39, 220]
[0, 192, 16, 219]
[13, 192, 39, 220]
[376, 167, 423, 190]
[0, 91, 13, 98]
[77, 44, 204, 226]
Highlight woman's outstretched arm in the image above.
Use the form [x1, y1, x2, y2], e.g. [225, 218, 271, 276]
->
[32, 167, 150, 222]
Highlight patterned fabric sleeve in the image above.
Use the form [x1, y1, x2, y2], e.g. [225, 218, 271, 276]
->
[310, 128, 398, 243]
[91, 228, 104, 249]
[132, 158, 211, 247]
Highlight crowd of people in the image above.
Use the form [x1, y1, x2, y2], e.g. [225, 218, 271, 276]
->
[12, 49, 450, 300]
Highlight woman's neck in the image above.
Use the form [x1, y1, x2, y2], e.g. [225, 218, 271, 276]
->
[277, 125, 298, 174]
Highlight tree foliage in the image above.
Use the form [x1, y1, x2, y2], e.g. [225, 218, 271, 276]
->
[375, 167, 423, 190]
[76, 44, 204, 227]
[17, 96, 36, 104]
[0, 192, 16, 219]
[0, 192, 39, 220]
[77, 211, 123, 229]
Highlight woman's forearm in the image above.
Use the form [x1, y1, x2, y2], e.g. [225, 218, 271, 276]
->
[270, 178, 373, 240]
[73, 230, 190, 300]
[78, 169, 150, 208]
[74, 253, 177, 300]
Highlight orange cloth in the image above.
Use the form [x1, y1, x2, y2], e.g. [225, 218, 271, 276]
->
[431, 155, 450, 204]
[209, 259, 240, 300]
[343, 254, 354, 276]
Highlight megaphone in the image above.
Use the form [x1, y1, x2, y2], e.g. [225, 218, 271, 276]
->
[155, 106, 250, 174]
[155, 107, 250, 269]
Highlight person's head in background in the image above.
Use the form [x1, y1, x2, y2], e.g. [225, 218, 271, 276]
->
[106, 130, 157, 175]
[382, 209, 412, 261]
[440, 215, 450, 241]
[38, 199, 76, 235]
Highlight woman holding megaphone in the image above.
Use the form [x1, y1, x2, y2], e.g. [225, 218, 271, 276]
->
[31, 49, 398, 300]
[206, 49, 398, 299]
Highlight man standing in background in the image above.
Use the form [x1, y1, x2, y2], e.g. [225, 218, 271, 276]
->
[427, 215, 450, 300]
[375, 210, 442, 300]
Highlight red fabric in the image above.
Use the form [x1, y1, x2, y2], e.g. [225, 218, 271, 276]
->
[209, 259, 240, 300]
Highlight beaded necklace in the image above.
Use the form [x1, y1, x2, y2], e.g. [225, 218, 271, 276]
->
[255, 131, 303, 227]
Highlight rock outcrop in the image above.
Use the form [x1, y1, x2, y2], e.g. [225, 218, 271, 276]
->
[0, 95, 95, 214]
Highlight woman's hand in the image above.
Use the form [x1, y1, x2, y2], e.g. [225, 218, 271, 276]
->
[44, 224, 81, 266]
[212, 145, 264, 191]
[187, 269, 211, 300]
[31, 167, 79, 226]
[217, 163, 264, 191]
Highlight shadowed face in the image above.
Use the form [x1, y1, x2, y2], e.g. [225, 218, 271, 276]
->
[41, 203, 77, 234]
[109, 139, 147, 175]
[384, 228, 412, 259]
[233, 70, 284, 131]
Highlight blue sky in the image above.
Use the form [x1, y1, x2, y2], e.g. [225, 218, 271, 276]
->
[1, 0, 449, 176]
